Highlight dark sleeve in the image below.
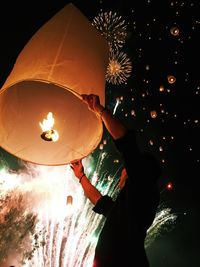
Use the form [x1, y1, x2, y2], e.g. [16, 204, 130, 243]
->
[92, 195, 114, 217]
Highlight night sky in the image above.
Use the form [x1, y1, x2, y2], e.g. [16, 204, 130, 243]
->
[0, 1, 199, 266]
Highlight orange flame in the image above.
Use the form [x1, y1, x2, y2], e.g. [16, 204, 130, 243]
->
[39, 112, 59, 142]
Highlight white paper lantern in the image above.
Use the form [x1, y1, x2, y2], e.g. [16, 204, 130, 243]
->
[0, 3, 109, 165]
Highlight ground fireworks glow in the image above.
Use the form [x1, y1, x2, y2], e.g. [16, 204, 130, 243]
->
[145, 205, 178, 248]
[0, 153, 115, 267]
[0, 152, 178, 266]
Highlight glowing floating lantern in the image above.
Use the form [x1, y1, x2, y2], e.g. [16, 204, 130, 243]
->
[0, 4, 109, 165]
[170, 26, 180, 36]
[150, 110, 157, 119]
[167, 74, 176, 84]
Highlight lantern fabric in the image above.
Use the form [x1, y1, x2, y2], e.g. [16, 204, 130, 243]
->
[0, 3, 109, 165]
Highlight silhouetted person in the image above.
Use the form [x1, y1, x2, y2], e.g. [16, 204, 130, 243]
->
[71, 94, 161, 267]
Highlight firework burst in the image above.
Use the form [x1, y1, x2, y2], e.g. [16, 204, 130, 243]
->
[92, 11, 128, 51]
[145, 205, 178, 248]
[106, 50, 132, 85]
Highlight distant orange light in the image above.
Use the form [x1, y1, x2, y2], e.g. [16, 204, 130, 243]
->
[167, 75, 176, 84]
[150, 110, 157, 118]
[166, 182, 173, 190]
[66, 195, 73, 205]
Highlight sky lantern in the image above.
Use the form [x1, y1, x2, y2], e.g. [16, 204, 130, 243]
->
[150, 110, 157, 119]
[0, 3, 109, 166]
[167, 74, 176, 84]
[170, 26, 180, 36]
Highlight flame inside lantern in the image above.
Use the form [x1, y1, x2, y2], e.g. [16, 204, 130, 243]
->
[39, 112, 59, 142]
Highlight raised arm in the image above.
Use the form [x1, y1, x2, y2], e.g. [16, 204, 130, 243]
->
[81, 94, 127, 140]
[70, 159, 102, 205]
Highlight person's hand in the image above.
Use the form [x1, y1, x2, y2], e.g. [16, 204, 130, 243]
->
[81, 94, 104, 115]
[118, 168, 128, 189]
[70, 159, 85, 180]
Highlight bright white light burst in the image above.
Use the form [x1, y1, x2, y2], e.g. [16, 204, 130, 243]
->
[106, 50, 132, 85]
[92, 11, 128, 51]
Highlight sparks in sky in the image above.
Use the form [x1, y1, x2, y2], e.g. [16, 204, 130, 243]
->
[92, 11, 128, 51]
[113, 97, 120, 115]
[106, 49, 132, 85]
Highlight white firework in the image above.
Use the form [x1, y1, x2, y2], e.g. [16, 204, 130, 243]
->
[0, 153, 116, 267]
[92, 11, 128, 51]
[106, 50, 132, 85]
[0, 153, 179, 266]
[145, 206, 178, 248]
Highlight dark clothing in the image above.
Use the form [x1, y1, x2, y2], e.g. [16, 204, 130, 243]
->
[92, 130, 161, 267]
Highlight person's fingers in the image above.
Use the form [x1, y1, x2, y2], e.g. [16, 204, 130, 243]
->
[71, 159, 82, 168]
